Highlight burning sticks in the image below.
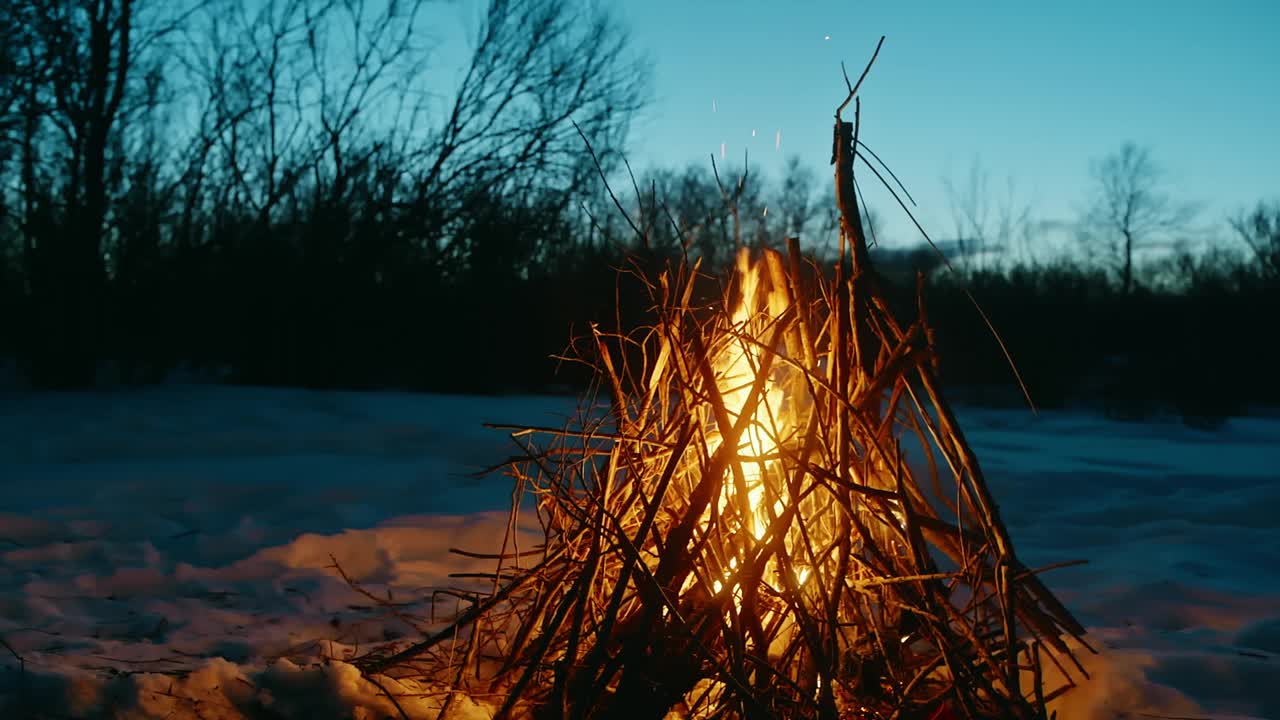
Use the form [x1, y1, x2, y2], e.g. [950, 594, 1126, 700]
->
[358, 49, 1088, 720]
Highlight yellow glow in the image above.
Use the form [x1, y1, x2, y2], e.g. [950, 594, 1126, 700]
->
[794, 567, 810, 586]
[685, 249, 814, 612]
[712, 250, 789, 540]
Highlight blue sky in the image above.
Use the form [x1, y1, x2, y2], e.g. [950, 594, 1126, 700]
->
[616, 0, 1280, 245]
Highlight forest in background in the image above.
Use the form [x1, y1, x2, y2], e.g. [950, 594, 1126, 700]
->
[1, 0, 1277, 426]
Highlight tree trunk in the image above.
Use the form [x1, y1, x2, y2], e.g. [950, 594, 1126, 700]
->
[27, 0, 132, 388]
[1122, 229, 1134, 295]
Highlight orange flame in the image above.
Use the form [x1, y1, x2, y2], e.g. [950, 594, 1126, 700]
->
[688, 249, 811, 601]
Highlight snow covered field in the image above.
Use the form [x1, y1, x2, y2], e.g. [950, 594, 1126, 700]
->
[1, 385, 1276, 718]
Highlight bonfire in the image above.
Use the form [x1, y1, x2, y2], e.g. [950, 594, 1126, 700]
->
[358, 43, 1088, 720]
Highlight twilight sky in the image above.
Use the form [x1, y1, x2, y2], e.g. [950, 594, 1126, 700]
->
[616, 0, 1280, 246]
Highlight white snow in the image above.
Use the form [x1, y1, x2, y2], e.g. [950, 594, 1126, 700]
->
[1, 386, 1276, 718]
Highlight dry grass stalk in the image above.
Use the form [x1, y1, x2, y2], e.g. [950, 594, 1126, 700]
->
[357, 59, 1088, 720]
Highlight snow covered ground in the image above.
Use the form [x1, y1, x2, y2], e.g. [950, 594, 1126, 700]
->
[0, 385, 1276, 719]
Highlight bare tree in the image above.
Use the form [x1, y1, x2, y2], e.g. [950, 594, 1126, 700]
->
[1230, 202, 1280, 282]
[1083, 142, 1197, 294]
[774, 154, 816, 241]
[413, 1, 647, 246]
[0, 0, 190, 385]
[179, 0, 335, 225]
[944, 159, 989, 265]
[182, 0, 645, 257]
[944, 158, 1034, 270]
[622, 164, 724, 261]
[0, 5, 28, 270]
[18, 0, 143, 385]
[0, 5, 28, 143]
[813, 183, 841, 259]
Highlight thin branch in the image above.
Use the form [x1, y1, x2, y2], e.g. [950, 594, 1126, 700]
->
[837, 35, 885, 120]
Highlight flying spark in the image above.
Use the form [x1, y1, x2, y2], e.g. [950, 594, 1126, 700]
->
[751, 129, 757, 137]
[775, 129, 781, 150]
[712, 99, 718, 113]
[824, 35, 831, 41]
[720, 142, 726, 160]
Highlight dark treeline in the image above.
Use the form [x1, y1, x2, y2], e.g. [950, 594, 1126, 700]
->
[0, 0, 649, 392]
[1, 1, 1277, 423]
[888, 243, 1280, 426]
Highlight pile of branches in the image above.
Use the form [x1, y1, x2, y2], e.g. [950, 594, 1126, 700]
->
[356, 44, 1088, 720]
